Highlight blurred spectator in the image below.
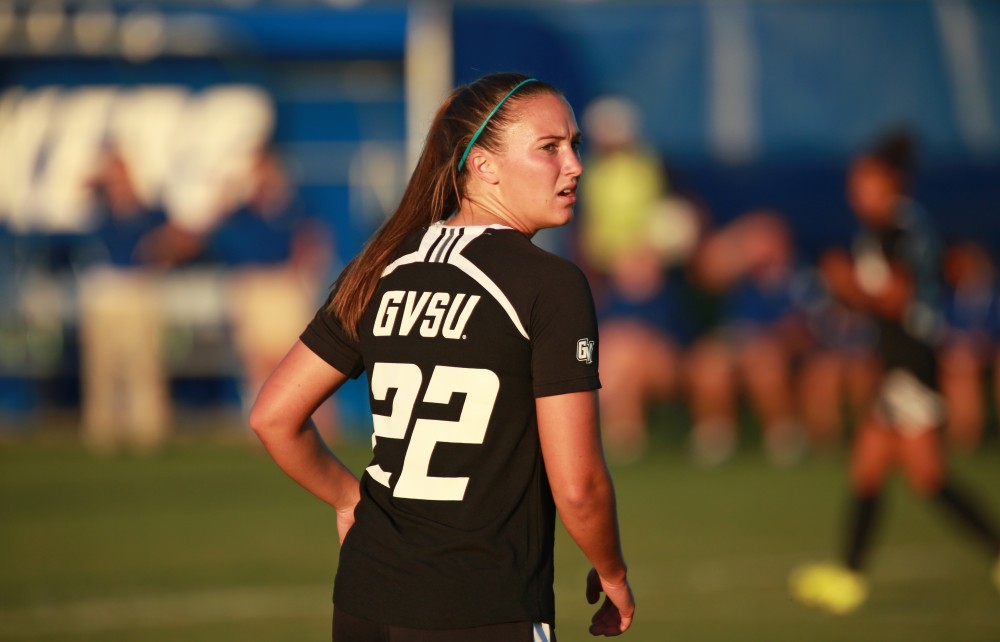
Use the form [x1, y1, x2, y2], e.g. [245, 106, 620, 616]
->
[578, 95, 669, 280]
[209, 148, 337, 440]
[686, 210, 808, 466]
[578, 94, 702, 461]
[795, 273, 878, 452]
[77, 148, 171, 453]
[938, 240, 999, 452]
[595, 240, 689, 462]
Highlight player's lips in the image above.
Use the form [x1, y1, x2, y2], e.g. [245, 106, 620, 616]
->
[557, 185, 577, 204]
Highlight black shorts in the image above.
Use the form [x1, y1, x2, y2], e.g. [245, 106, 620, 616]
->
[333, 607, 556, 642]
[877, 321, 938, 390]
[874, 321, 944, 433]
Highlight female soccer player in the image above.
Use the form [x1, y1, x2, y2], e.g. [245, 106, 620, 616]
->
[250, 73, 634, 640]
[790, 130, 1000, 614]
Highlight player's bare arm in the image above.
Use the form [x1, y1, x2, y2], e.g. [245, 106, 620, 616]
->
[250, 340, 360, 543]
[538, 390, 635, 635]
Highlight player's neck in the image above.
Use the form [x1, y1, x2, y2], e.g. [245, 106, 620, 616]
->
[450, 198, 527, 234]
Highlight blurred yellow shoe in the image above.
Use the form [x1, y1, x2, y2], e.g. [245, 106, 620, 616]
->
[789, 562, 868, 615]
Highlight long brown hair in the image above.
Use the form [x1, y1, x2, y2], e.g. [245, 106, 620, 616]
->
[328, 72, 560, 339]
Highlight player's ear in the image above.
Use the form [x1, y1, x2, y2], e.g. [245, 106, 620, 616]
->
[466, 150, 500, 185]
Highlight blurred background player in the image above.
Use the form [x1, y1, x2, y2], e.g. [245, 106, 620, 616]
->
[686, 210, 808, 465]
[577, 94, 700, 460]
[794, 267, 879, 453]
[790, 129, 1000, 614]
[938, 240, 999, 453]
[594, 238, 686, 462]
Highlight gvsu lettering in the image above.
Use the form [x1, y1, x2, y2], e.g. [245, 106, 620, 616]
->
[373, 291, 481, 339]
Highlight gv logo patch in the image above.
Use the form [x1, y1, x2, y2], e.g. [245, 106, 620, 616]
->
[576, 338, 595, 364]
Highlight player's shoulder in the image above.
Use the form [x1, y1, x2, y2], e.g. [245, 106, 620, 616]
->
[469, 227, 589, 290]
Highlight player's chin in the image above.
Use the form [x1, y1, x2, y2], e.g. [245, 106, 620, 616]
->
[551, 206, 575, 227]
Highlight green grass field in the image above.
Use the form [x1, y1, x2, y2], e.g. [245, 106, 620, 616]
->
[2, 428, 999, 641]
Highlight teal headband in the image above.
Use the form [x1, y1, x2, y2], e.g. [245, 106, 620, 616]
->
[458, 78, 538, 171]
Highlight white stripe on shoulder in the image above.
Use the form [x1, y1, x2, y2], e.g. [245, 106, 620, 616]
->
[449, 253, 528, 340]
[381, 225, 449, 277]
[532, 622, 552, 642]
[380, 224, 528, 339]
[443, 226, 527, 340]
[381, 224, 511, 276]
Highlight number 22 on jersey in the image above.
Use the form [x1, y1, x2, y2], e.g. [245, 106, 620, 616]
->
[366, 362, 500, 501]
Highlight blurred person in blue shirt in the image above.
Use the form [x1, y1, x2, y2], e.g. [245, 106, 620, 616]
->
[686, 210, 809, 466]
[78, 147, 171, 453]
[795, 265, 879, 452]
[938, 240, 1000, 453]
[595, 237, 692, 462]
[209, 147, 336, 439]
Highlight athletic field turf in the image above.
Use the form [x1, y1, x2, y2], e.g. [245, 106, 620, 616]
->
[2, 429, 998, 641]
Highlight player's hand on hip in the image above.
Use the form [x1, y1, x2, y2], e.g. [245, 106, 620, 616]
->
[336, 502, 357, 545]
[586, 567, 635, 636]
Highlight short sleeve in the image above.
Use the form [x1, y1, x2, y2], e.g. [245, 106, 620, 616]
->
[300, 301, 365, 379]
[530, 262, 602, 397]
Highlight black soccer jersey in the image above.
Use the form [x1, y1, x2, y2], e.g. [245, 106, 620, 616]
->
[301, 222, 601, 630]
[851, 200, 942, 388]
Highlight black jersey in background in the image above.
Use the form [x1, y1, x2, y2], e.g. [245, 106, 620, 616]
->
[851, 201, 947, 431]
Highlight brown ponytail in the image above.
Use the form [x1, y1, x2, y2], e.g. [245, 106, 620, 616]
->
[328, 72, 559, 339]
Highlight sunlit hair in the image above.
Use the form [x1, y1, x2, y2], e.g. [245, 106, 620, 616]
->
[328, 72, 561, 339]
